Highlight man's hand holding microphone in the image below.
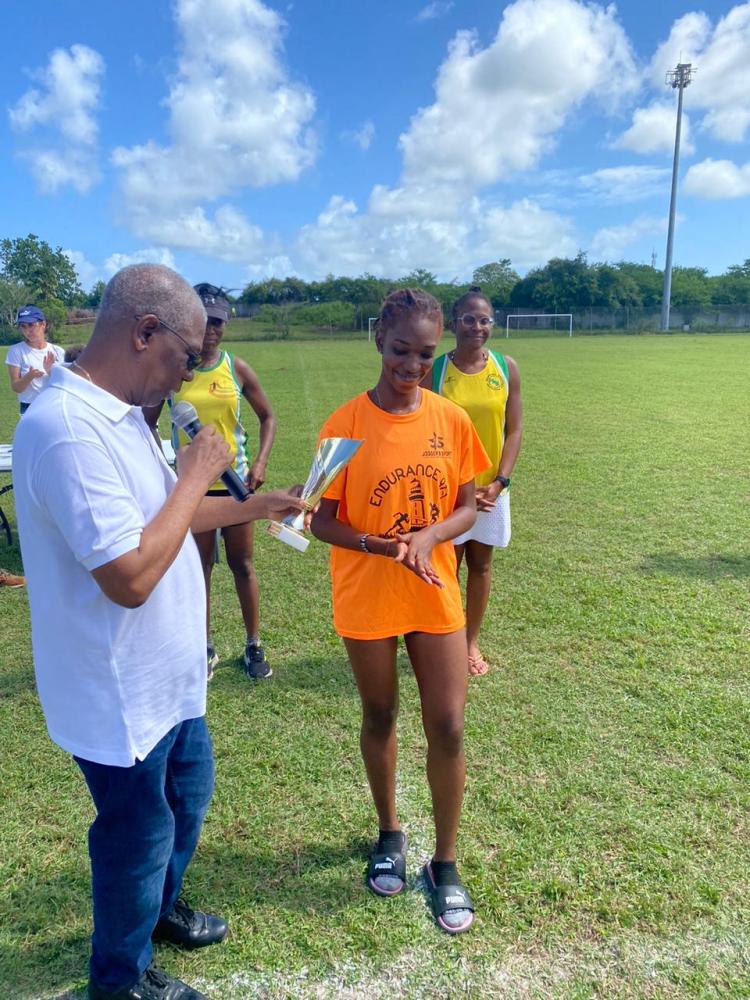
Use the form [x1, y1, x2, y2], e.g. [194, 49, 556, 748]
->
[173, 401, 308, 526]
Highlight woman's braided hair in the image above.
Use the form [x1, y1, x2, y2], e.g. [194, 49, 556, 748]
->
[376, 287, 443, 335]
[450, 285, 493, 324]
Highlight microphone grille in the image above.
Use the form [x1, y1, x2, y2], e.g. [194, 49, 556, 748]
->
[171, 400, 199, 430]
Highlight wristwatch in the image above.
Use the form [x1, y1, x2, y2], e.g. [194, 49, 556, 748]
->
[494, 474, 511, 490]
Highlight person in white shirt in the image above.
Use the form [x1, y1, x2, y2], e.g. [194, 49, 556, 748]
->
[5, 305, 65, 414]
[13, 264, 305, 1000]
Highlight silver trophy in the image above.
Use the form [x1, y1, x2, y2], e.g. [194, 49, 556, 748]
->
[267, 437, 363, 552]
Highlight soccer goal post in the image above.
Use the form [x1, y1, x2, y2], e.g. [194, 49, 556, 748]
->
[368, 316, 378, 341]
[505, 313, 573, 338]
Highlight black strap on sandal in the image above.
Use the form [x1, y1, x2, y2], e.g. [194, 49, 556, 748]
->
[429, 881, 475, 918]
[368, 851, 406, 884]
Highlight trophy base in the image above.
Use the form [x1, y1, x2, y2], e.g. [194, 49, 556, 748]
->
[266, 521, 310, 553]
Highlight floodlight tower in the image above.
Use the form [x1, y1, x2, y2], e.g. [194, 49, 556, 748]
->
[660, 62, 694, 331]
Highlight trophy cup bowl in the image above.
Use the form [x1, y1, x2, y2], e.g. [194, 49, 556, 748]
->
[267, 437, 363, 552]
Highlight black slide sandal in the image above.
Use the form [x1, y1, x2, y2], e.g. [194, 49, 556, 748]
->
[367, 833, 407, 897]
[423, 861, 475, 933]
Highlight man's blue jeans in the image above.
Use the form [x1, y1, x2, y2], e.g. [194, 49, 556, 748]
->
[75, 716, 214, 992]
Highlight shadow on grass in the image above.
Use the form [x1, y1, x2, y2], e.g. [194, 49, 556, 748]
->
[640, 552, 750, 579]
[194, 834, 374, 918]
[0, 545, 24, 576]
[209, 650, 359, 699]
[266, 650, 416, 695]
[269, 652, 358, 695]
[0, 662, 35, 700]
[0, 867, 90, 999]
[3, 833, 378, 1000]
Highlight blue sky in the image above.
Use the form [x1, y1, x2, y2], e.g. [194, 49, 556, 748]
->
[2, 0, 748, 291]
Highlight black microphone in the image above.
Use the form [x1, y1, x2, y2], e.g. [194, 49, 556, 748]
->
[171, 400, 251, 502]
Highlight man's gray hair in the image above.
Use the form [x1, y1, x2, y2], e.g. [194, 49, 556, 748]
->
[96, 264, 206, 336]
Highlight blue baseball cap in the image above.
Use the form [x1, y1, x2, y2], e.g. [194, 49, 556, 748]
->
[16, 305, 46, 324]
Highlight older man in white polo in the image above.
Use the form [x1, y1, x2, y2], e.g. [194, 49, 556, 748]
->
[13, 265, 303, 1000]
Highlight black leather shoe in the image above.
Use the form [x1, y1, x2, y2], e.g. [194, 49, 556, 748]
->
[88, 961, 207, 998]
[152, 897, 228, 949]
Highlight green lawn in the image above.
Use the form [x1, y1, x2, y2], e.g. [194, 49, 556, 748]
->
[1, 335, 749, 999]
[11, 317, 371, 348]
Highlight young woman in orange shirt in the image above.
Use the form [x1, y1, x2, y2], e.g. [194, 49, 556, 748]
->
[311, 289, 489, 934]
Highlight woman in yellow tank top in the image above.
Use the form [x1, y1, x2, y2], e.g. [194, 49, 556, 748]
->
[424, 288, 523, 676]
[145, 286, 276, 680]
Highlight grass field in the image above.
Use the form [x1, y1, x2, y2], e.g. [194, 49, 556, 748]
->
[1, 335, 749, 999]
[8, 318, 372, 348]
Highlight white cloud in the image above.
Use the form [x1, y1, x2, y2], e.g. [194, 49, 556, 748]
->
[342, 120, 375, 150]
[613, 102, 694, 156]
[415, 2, 454, 22]
[399, 0, 637, 188]
[63, 250, 100, 291]
[623, 4, 750, 154]
[101, 248, 178, 276]
[590, 215, 666, 260]
[368, 183, 467, 219]
[144, 206, 266, 262]
[647, 12, 711, 88]
[64, 247, 178, 290]
[245, 256, 295, 280]
[8, 44, 104, 193]
[475, 199, 578, 269]
[683, 158, 750, 199]
[579, 165, 671, 202]
[293, 192, 575, 279]
[112, 0, 316, 259]
[687, 4, 750, 143]
[290, 0, 635, 278]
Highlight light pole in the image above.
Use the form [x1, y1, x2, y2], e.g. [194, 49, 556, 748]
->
[660, 62, 694, 332]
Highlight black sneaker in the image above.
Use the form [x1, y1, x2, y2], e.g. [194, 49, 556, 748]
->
[153, 897, 228, 949]
[88, 961, 207, 999]
[243, 640, 272, 679]
[206, 644, 219, 682]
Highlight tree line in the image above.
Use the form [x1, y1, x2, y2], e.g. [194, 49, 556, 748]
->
[238, 255, 750, 318]
[2, 235, 750, 338]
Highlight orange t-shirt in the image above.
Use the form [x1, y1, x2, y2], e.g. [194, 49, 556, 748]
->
[319, 390, 490, 640]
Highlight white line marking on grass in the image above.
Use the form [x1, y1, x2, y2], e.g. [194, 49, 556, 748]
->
[189, 929, 749, 999]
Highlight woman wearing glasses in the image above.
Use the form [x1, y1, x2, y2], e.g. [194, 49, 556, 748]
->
[424, 287, 523, 677]
[145, 285, 276, 680]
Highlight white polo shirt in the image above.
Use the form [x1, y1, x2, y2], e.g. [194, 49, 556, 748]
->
[13, 365, 207, 766]
[5, 340, 66, 404]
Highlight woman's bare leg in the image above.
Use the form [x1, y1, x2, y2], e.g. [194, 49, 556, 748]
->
[343, 636, 400, 831]
[464, 540, 494, 675]
[405, 629, 468, 861]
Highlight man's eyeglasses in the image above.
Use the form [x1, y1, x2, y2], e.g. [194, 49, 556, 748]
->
[458, 313, 494, 329]
[136, 314, 202, 371]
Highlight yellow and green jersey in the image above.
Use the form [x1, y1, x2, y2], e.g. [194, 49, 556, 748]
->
[432, 349, 509, 487]
[170, 350, 248, 491]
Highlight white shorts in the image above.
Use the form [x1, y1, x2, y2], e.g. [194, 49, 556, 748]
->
[453, 490, 511, 548]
